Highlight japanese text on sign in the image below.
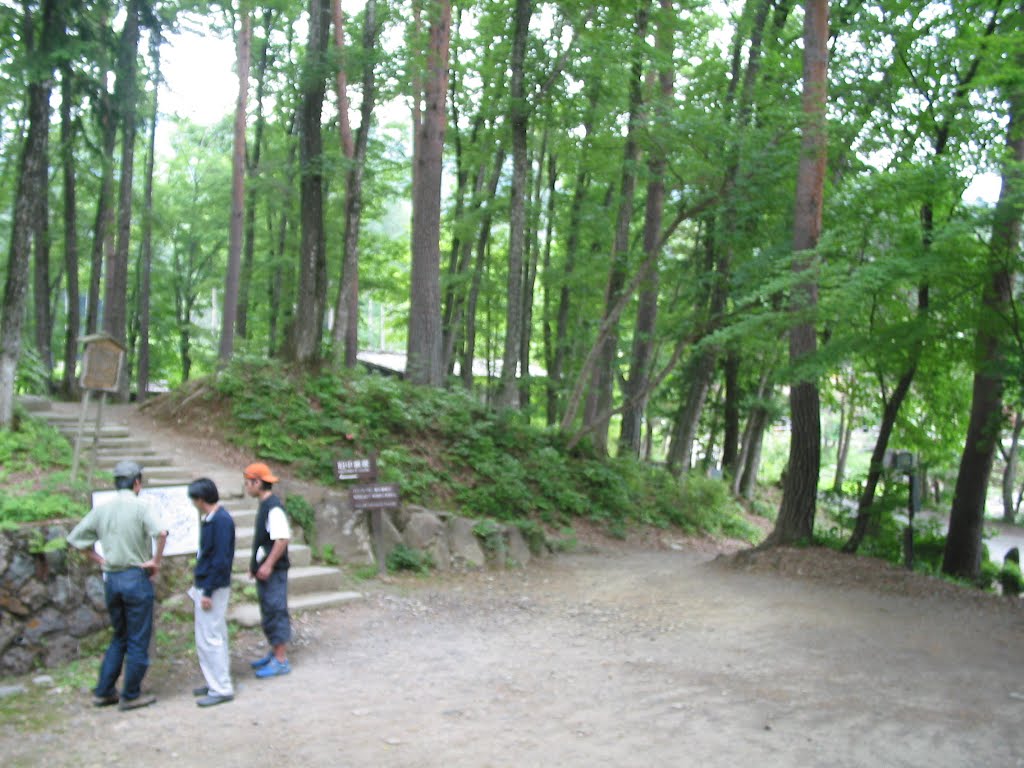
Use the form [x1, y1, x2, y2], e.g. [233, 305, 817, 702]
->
[350, 483, 400, 510]
[336, 457, 373, 480]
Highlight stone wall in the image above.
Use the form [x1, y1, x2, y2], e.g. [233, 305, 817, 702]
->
[0, 499, 544, 677]
[0, 523, 190, 677]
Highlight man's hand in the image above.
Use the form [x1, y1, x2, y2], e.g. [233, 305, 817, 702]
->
[200, 595, 212, 611]
[256, 562, 272, 581]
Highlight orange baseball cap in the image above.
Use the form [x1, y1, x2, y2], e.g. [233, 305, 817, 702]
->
[243, 462, 279, 483]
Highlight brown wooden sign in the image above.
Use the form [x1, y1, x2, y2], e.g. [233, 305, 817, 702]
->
[350, 483, 400, 510]
[336, 457, 375, 481]
[79, 335, 125, 393]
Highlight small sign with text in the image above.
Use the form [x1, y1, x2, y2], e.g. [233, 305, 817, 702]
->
[336, 457, 374, 481]
[350, 483, 400, 510]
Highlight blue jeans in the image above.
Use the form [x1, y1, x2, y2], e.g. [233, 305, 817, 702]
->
[95, 568, 155, 701]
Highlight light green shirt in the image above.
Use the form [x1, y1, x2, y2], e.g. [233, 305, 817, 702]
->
[68, 490, 165, 571]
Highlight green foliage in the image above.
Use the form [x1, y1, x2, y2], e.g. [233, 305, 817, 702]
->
[998, 560, 1023, 596]
[0, 415, 85, 525]
[318, 543, 340, 566]
[285, 494, 316, 549]
[472, 519, 505, 555]
[671, 475, 763, 542]
[386, 544, 434, 574]
[201, 363, 771, 541]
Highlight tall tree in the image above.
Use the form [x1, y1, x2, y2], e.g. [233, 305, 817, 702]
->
[103, 0, 141, 399]
[136, 25, 161, 402]
[943, 56, 1024, 580]
[766, 0, 828, 546]
[496, 0, 533, 407]
[219, 7, 251, 364]
[0, 0, 60, 427]
[59, 58, 79, 398]
[407, 0, 451, 386]
[289, 0, 331, 364]
[331, 0, 381, 369]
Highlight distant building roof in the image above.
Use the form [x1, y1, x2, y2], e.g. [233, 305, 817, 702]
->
[356, 350, 546, 379]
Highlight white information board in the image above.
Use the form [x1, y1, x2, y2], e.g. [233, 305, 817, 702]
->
[91, 485, 199, 557]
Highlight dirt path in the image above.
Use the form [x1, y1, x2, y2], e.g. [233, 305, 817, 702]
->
[4, 541, 1023, 768]
[6, 401, 1022, 766]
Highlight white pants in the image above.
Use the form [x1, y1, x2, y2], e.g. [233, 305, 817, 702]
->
[194, 586, 233, 697]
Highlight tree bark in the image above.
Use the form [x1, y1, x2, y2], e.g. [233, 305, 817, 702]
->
[332, 0, 380, 369]
[289, 0, 331, 365]
[103, 0, 140, 352]
[497, 0, 533, 407]
[1001, 412, 1023, 523]
[0, 0, 57, 427]
[136, 30, 161, 402]
[59, 62, 79, 399]
[943, 88, 1024, 579]
[407, 0, 451, 387]
[766, 0, 828, 547]
[219, 10, 251, 364]
[619, 0, 674, 456]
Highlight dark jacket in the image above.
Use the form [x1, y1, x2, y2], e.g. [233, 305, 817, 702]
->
[194, 506, 236, 597]
[249, 493, 290, 574]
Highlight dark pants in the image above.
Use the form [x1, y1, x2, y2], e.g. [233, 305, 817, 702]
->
[95, 568, 155, 701]
[256, 568, 291, 647]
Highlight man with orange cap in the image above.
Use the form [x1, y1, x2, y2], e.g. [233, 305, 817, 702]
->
[243, 461, 292, 677]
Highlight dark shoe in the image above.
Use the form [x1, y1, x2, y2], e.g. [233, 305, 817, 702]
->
[92, 693, 119, 707]
[254, 658, 291, 678]
[196, 693, 234, 707]
[118, 694, 156, 711]
[192, 686, 209, 697]
[250, 652, 273, 669]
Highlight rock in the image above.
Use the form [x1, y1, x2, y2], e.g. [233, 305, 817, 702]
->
[447, 518, 485, 570]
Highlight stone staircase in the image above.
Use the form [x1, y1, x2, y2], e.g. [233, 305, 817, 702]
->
[22, 396, 362, 626]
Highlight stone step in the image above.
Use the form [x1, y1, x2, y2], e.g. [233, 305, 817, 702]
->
[232, 544, 312, 572]
[95, 454, 176, 468]
[229, 590, 363, 628]
[231, 565, 345, 595]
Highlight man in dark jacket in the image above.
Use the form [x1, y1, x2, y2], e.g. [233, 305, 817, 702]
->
[244, 462, 292, 678]
[188, 477, 236, 706]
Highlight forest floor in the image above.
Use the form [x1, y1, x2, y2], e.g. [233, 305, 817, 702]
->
[2, 403, 1023, 767]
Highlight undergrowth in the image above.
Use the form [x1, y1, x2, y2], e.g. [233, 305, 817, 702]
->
[189, 361, 762, 542]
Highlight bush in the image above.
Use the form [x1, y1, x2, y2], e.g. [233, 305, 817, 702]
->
[386, 544, 433, 574]
[998, 560, 1023, 596]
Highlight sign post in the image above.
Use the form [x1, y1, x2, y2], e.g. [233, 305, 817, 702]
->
[337, 451, 400, 575]
[72, 334, 126, 485]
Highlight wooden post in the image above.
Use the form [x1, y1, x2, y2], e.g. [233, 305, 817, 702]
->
[70, 389, 92, 484]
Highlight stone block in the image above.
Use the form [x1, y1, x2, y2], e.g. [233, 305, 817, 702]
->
[447, 517, 485, 570]
[315, 491, 374, 565]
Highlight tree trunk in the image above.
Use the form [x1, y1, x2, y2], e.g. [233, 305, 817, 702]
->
[290, 0, 331, 365]
[219, 11, 251, 364]
[239, 10, 276, 341]
[32, 120, 52, 382]
[59, 63, 79, 399]
[407, 0, 451, 387]
[1001, 412, 1023, 524]
[586, 2, 648, 454]
[87, 73, 116, 338]
[103, 0, 140, 400]
[619, 0, 674, 456]
[0, 0, 56, 427]
[332, 0, 380, 369]
[721, 350, 741, 472]
[497, 0, 533, 407]
[832, 394, 850, 494]
[766, 0, 828, 547]
[136, 31, 161, 402]
[943, 89, 1023, 579]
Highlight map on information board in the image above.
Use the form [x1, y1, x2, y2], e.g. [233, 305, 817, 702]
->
[91, 485, 199, 557]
